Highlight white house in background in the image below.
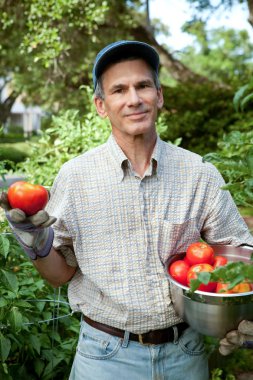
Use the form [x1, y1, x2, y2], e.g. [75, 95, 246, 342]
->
[0, 77, 44, 137]
[11, 100, 43, 136]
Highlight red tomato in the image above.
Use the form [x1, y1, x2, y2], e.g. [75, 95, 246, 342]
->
[215, 282, 233, 294]
[168, 260, 190, 286]
[187, 263, 216, 292]
[183, 256, 191, 266]
[216, 282, 251, 294]
[7, 181, 49, 216]
[213, 255, 228, 268]
[186, 242, 214, 265]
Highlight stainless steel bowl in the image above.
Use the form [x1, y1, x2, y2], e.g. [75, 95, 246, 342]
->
[166, 245, 253, 338]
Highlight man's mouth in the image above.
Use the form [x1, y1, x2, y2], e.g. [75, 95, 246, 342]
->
[125, 111, 148, 119]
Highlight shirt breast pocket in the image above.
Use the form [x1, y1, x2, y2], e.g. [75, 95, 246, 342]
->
[158, 218, 201, 263]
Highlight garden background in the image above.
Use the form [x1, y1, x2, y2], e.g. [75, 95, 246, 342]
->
[0, 0, 253, 379]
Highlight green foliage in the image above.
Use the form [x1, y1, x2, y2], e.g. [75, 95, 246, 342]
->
[0, 0, 148, 112]
[181, 23, 253, 87]
[203, 130, 253, 209]
[209, 348, 253, 380]
[0, 233, 80, 380]
[160, 81, 253, 155]
[189, 260, 253, 293]
[18, 87, 111, 186]
[0, 145, 29, 165]
[233, 76, 253, 112]
[210, 368, 235, 380]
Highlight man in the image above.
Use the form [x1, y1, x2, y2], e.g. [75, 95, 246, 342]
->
[1, 40, 253, 379]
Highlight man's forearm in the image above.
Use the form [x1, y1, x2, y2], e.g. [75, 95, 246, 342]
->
[33, 247, 77, 288]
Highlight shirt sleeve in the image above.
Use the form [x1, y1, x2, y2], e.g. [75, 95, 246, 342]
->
[46, 165, 78, 267]
[201, 163, 253, 247]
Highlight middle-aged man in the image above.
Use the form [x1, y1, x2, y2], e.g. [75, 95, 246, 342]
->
[1, 40, 253, 380]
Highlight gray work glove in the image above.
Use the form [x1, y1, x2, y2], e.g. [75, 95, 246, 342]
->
[219, 320, 253, 355]
[0, 191, 56, 260]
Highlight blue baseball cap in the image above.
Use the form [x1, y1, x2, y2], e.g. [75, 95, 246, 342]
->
[92, 40, 160, 90]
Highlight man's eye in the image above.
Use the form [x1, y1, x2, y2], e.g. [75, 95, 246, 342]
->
[113, 88, 123, 94]
[139, 83, 151, 89]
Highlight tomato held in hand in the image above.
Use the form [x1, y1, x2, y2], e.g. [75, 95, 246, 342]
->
[216, 282, 251, 294]
[7, 181, 49, 216]
[187, 263, 216, 292]
[213, 255, 228, 268]
[168, 260, 190, 286]
[186, 242, 214, 265]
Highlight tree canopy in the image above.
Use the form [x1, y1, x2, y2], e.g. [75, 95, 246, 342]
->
[1, 0, 253, 148]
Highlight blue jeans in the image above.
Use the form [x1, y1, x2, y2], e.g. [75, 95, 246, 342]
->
[69, 320, 209, 380]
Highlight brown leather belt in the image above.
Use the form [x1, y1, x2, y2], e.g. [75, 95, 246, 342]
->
[83, 316, 188, 345]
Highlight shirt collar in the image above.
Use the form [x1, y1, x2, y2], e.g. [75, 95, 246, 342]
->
[106, 134, 128, 181]
[106, 134, 165, 181]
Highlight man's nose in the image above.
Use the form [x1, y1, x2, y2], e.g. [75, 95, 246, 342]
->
[127, 88, 142, 106]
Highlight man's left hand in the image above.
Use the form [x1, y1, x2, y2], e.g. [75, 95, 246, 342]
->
[219, 320, 253, 355]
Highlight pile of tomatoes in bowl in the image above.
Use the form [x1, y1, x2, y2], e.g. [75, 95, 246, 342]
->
[168, 242, 252, 294]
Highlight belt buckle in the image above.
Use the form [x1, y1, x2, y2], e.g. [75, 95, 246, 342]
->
[138, 334, 149, 345]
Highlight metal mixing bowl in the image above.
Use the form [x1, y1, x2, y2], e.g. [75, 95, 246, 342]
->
[166, 245, 253, 338]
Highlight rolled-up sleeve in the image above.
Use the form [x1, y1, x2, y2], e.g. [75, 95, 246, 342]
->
[46, 165, 78, 267]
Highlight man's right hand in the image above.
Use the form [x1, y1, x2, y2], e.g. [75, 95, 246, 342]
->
[0, 191, 56, 260]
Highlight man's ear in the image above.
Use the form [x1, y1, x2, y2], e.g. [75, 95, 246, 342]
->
[94, 96, 107, 118]
[157, 88, 164, 110]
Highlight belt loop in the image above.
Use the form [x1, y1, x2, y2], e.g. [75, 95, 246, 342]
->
[122, 330, 130, 348]
[172, 325, 178, 343]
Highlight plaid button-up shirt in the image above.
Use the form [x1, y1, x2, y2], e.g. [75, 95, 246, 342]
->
[47, 134, 253, 334]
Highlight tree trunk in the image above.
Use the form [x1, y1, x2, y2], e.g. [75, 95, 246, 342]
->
[132, 24, 212, 84]
[247, 0, 253, 27]
[0, 90, 19, 125]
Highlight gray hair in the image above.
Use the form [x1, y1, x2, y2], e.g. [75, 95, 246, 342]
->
[94, 57, 160, 100]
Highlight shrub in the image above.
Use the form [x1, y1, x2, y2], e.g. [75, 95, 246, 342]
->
[161, 82, 253, 155]
[0, 233, 80, 380]
[0, 145, 29, 165]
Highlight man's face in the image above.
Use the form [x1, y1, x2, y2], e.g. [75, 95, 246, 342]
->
[94, 59, 164, 139]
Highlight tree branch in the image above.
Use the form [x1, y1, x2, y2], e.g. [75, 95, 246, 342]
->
[247, 0, 253, 27]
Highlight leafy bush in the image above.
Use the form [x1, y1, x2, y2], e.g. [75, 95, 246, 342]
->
[233, 76, 253, 112]
[0, 232, 80, 380]
[203, 80, 253, 210]
[18, 87, 111, 186]
[0, 145, 29, 165]
[161, 81, 253, 155]
[203, 131, 253, 209]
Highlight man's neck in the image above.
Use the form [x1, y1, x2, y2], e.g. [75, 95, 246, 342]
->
[113, 132, 157, 178]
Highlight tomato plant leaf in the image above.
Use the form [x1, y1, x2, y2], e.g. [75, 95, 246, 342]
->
[8, 307, 23, 331]
[28, 334, 41, 355]
[34, 358, 45, 378]
[0, 235, 10, 259]
[43, 356, 65, 378]
[197, 272, 212, 284]
[14, 300, 32, 308]
[227, 274, 245, 289]
[0, 333, 11, 362]
[0, 270, 18, 293]
[189, 278, 201, 292]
